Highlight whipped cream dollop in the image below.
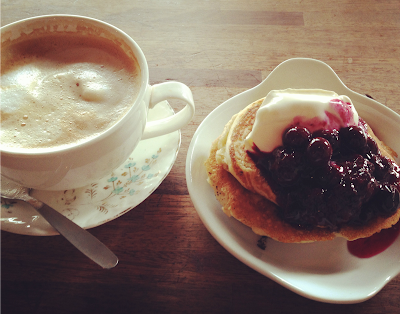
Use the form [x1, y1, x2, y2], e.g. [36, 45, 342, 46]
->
[245, 89, 359, 153]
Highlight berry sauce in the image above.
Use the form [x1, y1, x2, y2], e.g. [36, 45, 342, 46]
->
[347, 220, 400, 258]
[248, 120, 400, 232]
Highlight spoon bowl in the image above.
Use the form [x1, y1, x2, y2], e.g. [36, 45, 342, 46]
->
[1, 175, 119, 269]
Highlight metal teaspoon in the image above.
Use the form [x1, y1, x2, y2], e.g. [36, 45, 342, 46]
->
[1, 175, 118, 269]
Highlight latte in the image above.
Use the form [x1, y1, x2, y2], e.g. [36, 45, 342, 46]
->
[1, 33, 141, 150]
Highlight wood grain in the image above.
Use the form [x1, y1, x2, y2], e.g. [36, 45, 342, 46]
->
[1, 0, 400, 313]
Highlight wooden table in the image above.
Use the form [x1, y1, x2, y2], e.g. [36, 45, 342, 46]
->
[2, 1, 400, 313]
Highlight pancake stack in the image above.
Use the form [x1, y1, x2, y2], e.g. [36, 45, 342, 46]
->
[205, 98, 400, 243]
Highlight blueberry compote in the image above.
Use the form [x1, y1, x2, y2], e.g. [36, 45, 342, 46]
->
[248, 121, 400, 231]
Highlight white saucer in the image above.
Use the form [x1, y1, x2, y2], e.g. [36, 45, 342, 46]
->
[186, 58, 400, 304]
[1, 100, 180, 236]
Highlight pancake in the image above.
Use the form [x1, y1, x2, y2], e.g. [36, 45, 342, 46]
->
[206, 97, 400, 243]
[215, 99, 276, 203]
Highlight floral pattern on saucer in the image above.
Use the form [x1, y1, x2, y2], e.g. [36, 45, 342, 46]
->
[1, 101, 180, 236]
[82, 148, 162, 213]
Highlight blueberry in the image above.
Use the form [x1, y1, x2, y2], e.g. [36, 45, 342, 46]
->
[313, 129, 340, 154]
[283, 127, 311, 150]
[350, 203, 375, 225]
[370, 154, 390, 180]
[328, 162, 345, 186]
[273, 150, 301, 186]
[306, 137, 333, 166]
[340, 126, 367, 153]
[375, 184, 400, 217]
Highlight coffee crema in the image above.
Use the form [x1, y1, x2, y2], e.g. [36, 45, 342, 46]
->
[1, 32, 141, 150]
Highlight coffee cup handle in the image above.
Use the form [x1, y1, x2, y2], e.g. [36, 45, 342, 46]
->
[141, 82, 195, 140]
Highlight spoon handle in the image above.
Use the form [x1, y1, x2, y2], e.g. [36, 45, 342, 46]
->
[36, 203, 118, 269]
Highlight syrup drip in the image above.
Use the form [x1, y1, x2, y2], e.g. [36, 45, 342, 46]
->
[347, 220, 400, 258]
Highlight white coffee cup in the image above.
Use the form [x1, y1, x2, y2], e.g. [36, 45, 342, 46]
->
[1, 15, 195, 190]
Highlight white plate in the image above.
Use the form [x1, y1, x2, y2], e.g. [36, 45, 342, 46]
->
[1, 100, 180, 236]
[185, 58, 400, 304]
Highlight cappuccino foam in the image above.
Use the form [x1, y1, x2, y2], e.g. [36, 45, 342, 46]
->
[1, 33, 141, 150]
